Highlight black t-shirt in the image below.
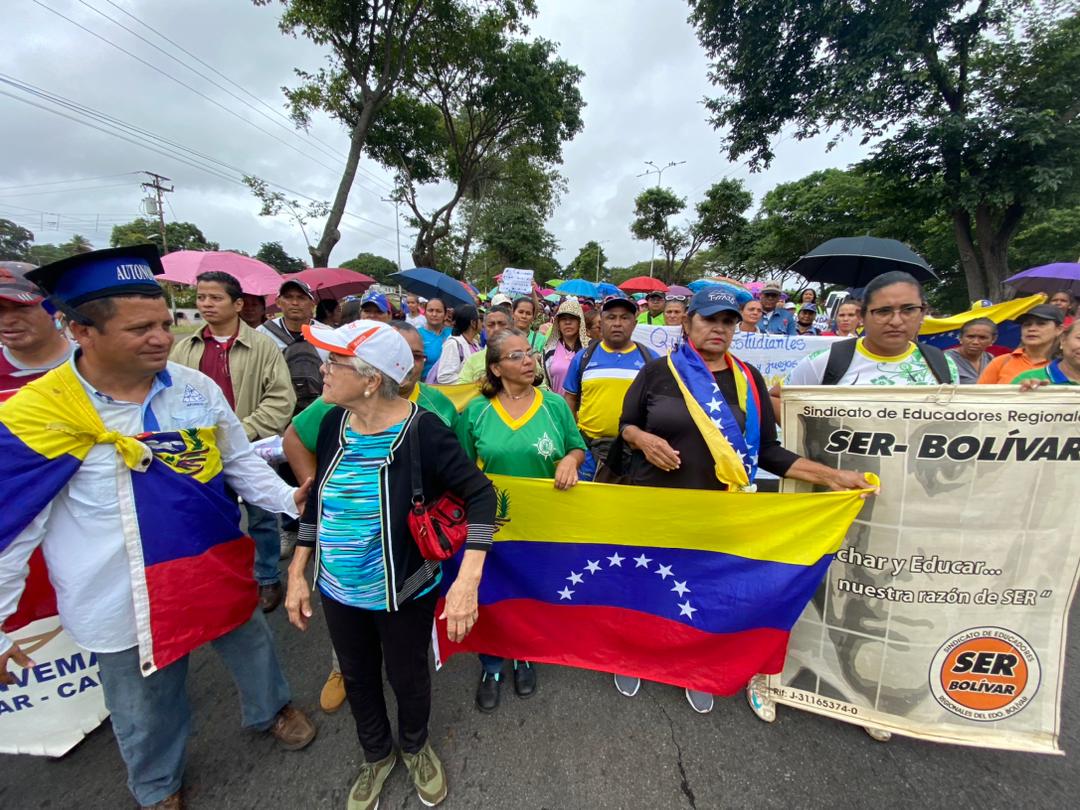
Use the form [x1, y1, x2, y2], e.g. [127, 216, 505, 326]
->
[618, 357, 798, 490]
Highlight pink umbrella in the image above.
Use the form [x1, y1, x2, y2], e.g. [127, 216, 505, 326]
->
[285, 267, 376, 300]
[160, 251, 284, 295]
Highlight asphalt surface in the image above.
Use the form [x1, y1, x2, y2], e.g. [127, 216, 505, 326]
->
[3, 584, 1078, 810]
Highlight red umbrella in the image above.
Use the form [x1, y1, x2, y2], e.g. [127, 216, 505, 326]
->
[160, 251, 283, 295]
[285, 267, 376, 299]
[619, 276, 669, 294]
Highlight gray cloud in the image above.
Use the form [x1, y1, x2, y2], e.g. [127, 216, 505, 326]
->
[1, 0, 866, 271]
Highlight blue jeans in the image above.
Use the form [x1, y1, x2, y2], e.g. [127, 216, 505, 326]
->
[479, 655, 531, 675]
[95, 609, 291, 806]
[246, 503, 281, 586]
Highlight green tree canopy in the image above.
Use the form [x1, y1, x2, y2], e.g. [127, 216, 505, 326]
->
[0, 219, 34, 261]
[255, 241, 307, 273]
[688, 1, 1080, 300]
[340, 252, 398, 283]
[109, 219, 218, 253]
[564, 241, 609, 282]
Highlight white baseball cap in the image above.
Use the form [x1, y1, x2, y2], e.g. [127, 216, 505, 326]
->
[490, 292, 512, 307]
[303, 320, 413, 384]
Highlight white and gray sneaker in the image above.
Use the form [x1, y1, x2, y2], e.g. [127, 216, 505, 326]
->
[745, 674, 776, 723]
[613, 673, 641, 697]
[685, 688, 714, 714]
[280, 530, 298, 560]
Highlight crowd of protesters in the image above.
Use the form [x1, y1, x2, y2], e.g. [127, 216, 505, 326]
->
[0, 249, 1076, 810]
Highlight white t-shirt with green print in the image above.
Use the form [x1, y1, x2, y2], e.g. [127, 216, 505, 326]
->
[786, 338, 959, 387]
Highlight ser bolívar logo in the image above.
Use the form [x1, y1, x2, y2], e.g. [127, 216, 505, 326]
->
[929, 627, 1041, 722]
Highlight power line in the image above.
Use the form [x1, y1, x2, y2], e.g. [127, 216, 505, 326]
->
[74, 0, 348, 170]
[0, 172, 141, 192]
[1, 78, 400, 248]
[0, 182, 139, 200]
[30, 0, 345, 176]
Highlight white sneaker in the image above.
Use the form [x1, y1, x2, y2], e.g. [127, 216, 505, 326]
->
[685, 688, 714, 714]
[745, 674, 776, 723]
[864, 726, 892, 742]
[280, 530, 298, 560]
[613, 673, 641, 697]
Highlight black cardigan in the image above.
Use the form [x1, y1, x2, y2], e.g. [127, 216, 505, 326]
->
[298, 403, 496, 611]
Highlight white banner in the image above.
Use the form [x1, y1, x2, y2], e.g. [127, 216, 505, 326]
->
[0, 617, 108, 756]
[729, 333, 841, 388]
[770, 385, 1080, 753]
[632, 324, 683, 356]
[499, 267, 534, 297]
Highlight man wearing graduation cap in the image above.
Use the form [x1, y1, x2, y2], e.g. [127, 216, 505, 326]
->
[0, 246, 316, 809]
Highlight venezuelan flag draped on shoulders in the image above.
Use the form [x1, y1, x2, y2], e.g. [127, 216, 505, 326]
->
[0, 362, 257, 674]
[919, 294, 1045, 353]
[435, 475, 871, 695]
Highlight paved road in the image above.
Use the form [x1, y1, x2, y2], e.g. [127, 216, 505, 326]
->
[3, 589, 1078, 810]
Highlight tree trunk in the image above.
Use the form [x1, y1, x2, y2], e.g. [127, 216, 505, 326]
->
[951, 209, 987, 301]
[974, 202, 1024, 301]
[309, 105, 377, 268]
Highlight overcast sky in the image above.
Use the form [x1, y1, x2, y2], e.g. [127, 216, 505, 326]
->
[1, 0, 866, 270]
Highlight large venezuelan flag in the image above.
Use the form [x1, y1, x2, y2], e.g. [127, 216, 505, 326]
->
[434, 475, 871, 696]
[0, 364, 256, 674]
[919, 294, 1045, 354]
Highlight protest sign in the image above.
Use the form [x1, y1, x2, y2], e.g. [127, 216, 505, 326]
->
[0, 616, 108, 756]
[499, 267, 534, 297]
[729, 333, 841, 387]
[769, 385, 1080, 753]
[631, 324, 683, 356]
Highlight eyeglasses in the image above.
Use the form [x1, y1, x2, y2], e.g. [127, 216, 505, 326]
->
[322, 358, 359, 374]
[501, 350, 538, 363]
[665, 294, 688, 302]
[866, 305, 927, 323]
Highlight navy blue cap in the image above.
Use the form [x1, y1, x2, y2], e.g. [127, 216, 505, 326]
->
[26, 244, 163, 308]
[800, 303, 818, 314]
[688, 287, 742, 318]
[279, 278, 316, 301]
[360, 290, 390, 313]
[600, 293, 636, 313]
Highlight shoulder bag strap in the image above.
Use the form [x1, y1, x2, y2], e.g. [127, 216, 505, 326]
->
[822, 337, 859, 386]
[262, 319, 295, 346]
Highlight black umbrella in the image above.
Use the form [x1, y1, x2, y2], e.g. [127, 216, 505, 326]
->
[785, 237, 938, 287]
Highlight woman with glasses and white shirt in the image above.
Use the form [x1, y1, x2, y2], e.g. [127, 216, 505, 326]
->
[456, 328, 587, 714]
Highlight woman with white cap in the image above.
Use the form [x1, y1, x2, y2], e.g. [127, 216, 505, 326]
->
[285, 320, 496, 810]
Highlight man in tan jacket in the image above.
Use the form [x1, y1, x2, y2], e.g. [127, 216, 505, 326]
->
[171, 271, 295, 612]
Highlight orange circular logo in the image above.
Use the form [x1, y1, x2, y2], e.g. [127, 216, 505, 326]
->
[929, 627, 1040, 722]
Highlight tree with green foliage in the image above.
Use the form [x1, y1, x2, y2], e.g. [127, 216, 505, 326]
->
[255, 241, 307, 273]
[0, 219, 34, 261]
[688, 1, 1080, 300]
[630, 180, 752, 283]
[250, 0, 446, 267]
[110, 219, 218, 253]
[365, 5, 583, 268]
[340, 252, 398, 283]
[565, 241, 609, 282]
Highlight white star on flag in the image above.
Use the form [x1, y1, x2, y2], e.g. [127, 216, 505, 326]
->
[678, 600, 697, 619]
[711, 417, 724, 428]
[607, 553, 624, 567]
[706, 397, 722, 412]
[584, 560, 601, 574]
[633, 554, 652, 568]
[671, 580, 690, 597]
[736, 450, 746, 462]
[711, 382, 721, 393]
[656, 564, 673, 580]
[567, 571, 584, 585]
[557, 587, 575, 600]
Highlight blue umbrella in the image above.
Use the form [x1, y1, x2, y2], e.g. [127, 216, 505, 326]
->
[390, 267, 475, 309]
[595, 282, 621, 297]
[557, 278, 600, 298]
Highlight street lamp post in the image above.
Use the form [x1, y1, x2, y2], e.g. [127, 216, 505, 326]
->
[594, 239, 610, 282]
[637, 160, 685, 277]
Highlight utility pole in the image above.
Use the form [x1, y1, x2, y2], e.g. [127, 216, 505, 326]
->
[382, 196, 403, 270]
[637, 160, 685, 277]
[140, 171, 173, 252]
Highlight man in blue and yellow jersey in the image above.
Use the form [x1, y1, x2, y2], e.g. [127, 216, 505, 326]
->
[564, 294, 655, 480]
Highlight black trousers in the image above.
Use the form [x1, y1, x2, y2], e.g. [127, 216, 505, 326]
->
[322, 590, 437, 762]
